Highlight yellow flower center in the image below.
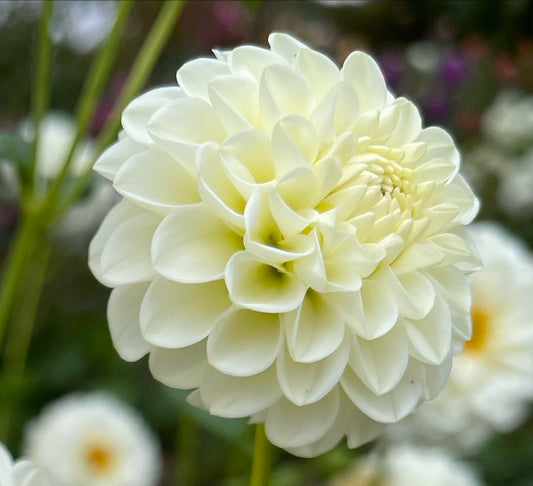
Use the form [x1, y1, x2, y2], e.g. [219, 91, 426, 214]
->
[464, 307, 490, 352]
[85, 444, 114, 474]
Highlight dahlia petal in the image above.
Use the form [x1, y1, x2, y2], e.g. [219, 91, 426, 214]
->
[196, 142, 245, 231]
[122, 86, 183, 144]
[311, 82, 360, 141]
[140, 278, 230, 347]
[282, 290, 345, 363]
[96, 206, 161, 285]
[149, 341, 207, 389]
[207, 309, 281, 377]
[277, 337, 349, 406]
[286, 393, 351, 458]
[346, 406, 386, 448]
[220, 129, 275, 185]
[176, 58, 230, 100]
[113, 148, 200, 213]
[208, 74, 260, 132]
[229, 45, 283, 82]
[226, 251, 306, 313]
[355, 279, 399, 339]
[413, 159, 457, 185]
[420, 351, 452, 400]
[147, 97, 226, 173]
[269, 190, 317, 238]
[342, 51, 387, 112]
[107, 283, 150, 361]
[434, 174, 480, 225]
[349, 327, 409, 396]
[341, 361, 423, 423]
[268, 32, 308, 62]
[296, 48, 341, 103]
[265, 388, 339, 448]
[93, 136, 145, 181]
[403, 297, 452, 365]
[271, 115, 318, 176]
[259, 64, 313, 132]
[152, 205, 243, 283]
[416, 126, 460, 168]
[200, 365, 282, 418]
[385, 98, 422, 146]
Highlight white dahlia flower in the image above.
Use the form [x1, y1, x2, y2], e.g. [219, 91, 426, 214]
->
[329, 444, 483, 486]
[0, 441, 52, 486]
[89, 33, 479, 456]
[389, 222, 533, 451]
[22, 393, 161, 486]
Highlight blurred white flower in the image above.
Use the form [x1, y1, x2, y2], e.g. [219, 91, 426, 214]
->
[23, 392, 161, 486]
[498, 148, 533, 218]
[89, 32, 479, 457]
[389, 222, 533, 451]
[2, 113, 117, 239]
[482, 90, 533, 152]
[330, 444, 483, 486]
[0, 441, 52, 486]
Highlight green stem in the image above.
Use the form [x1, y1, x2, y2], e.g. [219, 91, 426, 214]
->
[41, 1, 134, 216]
[0, 213, 42, 349]
[0, 233, 51, 443]
[27, 0, 53, 200]
[176, 414, 197, 486]
[56, 0, 186, 218]
[249, 424, 272, 486]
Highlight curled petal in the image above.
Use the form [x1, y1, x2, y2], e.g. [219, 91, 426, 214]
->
[149, 341, 207, 389]
[152, 205, 243, 283]
[122, 87, 183, 144]
[177, 58, 230, 100]
[226, 252, 306, 313]
[346, 405, 386, 449]
[200, 365, 282, 418]
[341, 360, 423, 423]
[89, 201, 161, 286]
[107, 283, 150, 361]
[268, 32, 308, 62]
[113, 149, 200, 213]
[208, 309, 281, 377]
[348, 326, 409, 396]
[259, 64, 313, 132]
[229, 45, 283, 82]
[265, 388, 339, 449]
[140, 277, 231, 348]
[196, 142, 246, 231]
[277, 337, 349, 406]
[147, 97, 226, 173]
[282, 290, 345, 363]
[93, 136, 146, 181]
[342, 51, 388, 113]
[402, 297, 452, 365]
[296, 47, 341, 103]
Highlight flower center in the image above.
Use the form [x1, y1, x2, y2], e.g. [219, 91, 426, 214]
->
[85, 443, 114, 474]
[363, 147, 412, 197]
[464, 307, 490, 352]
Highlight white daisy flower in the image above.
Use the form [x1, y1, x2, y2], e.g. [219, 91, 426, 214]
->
[22, 392, 161, 486]
[89, 32, 479, 456]
[330, 444, 483, 486]
[389, 222, 533, 451]
[0, 441, 52, 486]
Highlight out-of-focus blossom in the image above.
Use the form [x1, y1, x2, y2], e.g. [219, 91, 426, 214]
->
[23, 392, 161, 486]
[440, 51, 469, 86]
[0, 441, 52, 486]
[50, 1, 117, 54]
[482, 90, 533, 151]
[89, 32, 479, 457]
[330, 444, 483, 486]
[498, 148, 533, 217]
[316, 0, 371, 6]
[2, 113, 117, 240]
[389, 222, 533, 451]
[406, 41, 441, 74]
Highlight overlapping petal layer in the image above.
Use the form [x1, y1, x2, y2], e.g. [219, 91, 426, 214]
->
[89, 33, 479, 456]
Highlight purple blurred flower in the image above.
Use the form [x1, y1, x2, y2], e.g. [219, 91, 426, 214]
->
[378, 49, 405, 91]
[440, 51, 469, 86]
